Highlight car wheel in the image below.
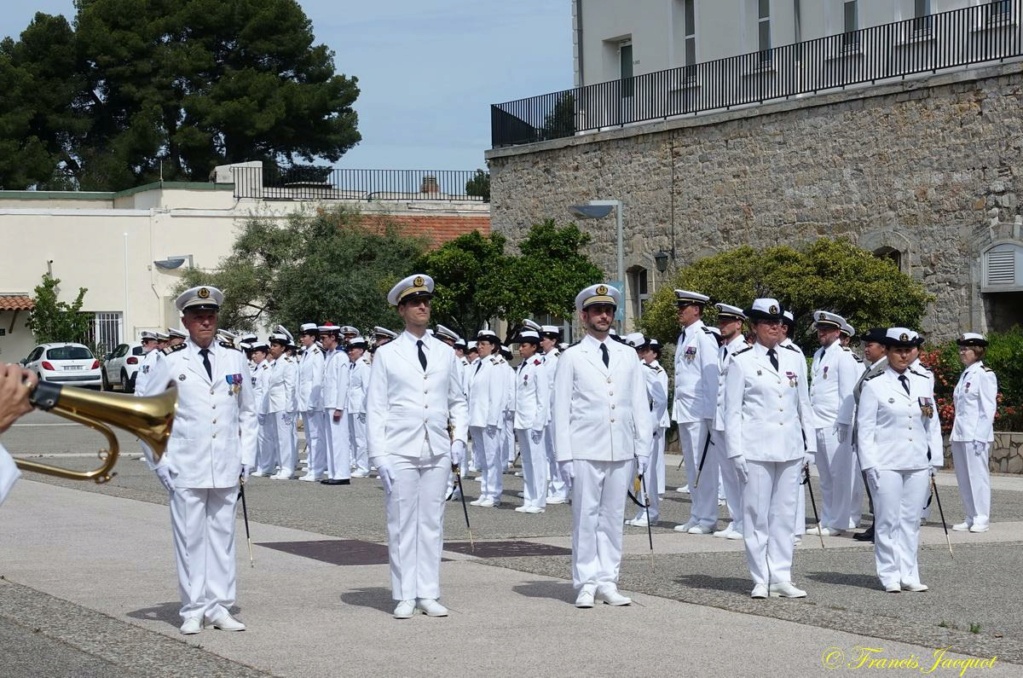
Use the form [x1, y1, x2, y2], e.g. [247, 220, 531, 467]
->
[120, 370, 133, 394]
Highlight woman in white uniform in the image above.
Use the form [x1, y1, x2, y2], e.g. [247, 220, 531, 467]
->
[857, 328, 943, 593]
[950, 332, 998, 533]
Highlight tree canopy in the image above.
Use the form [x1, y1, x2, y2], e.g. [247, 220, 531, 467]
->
[415, 220, 603, 340]
[638, 238, 933, 353]
[176, 207, 426, 334]
[27, 273, 91, 344]
[0, 0, 360, 190]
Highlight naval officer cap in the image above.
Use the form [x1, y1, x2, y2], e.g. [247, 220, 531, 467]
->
[540, 324, 562, 338]
[521, 319, 542, 333]
[575, 283, 621, 312]
[840, 322, 855, 337]
[175, 285, 224, 313]
[167, 328, 187, 339]
[746, 298, 785, 322]
[813, 310, 846, 330]
[140, 330, 159, 342]
[782, 310, 796, 330]
[675, 289, 710, 307]
[340, 325, 361, 337]
[435, 324, 459, 342]
[155, 331, 170, 341]
[373, 326, 397, 340]
[453, 337, 467, 349]
[883, 327, 923, 347]
[299, 322, 319, 335]
[348, 337, 368, 348]
[860, 327, 888, 344]
[624, 332, 646, 349]
[477, 328, 500, 343]
[516, 329, 541, 345]
[250, 340, 269, 352]
[957, 332, 988, 347]
[387, 273, 434, 306]
[715, 303, 746, 321]
[318, 322, 340, 335]
[466, 341, 478, 352]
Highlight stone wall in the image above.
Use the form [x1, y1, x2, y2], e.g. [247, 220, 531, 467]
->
[943, 433, 1023, 474]
[486, 62, 1023, 341]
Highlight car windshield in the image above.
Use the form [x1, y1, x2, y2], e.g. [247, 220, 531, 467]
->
[46, 346, 94, 360]
[132, 346, 145, 355]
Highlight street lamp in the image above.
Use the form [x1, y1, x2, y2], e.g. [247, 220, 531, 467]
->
[568, 199, 624, 328]
[653, 250, 670, 273]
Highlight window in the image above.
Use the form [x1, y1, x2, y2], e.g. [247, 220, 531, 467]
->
[912, 0, 932, 35]
[986, 0, 1012, 24]
[619, 40, 634, 98]
[684, 0, 696, 65]
[873, 246, 902, 271]
[629, 267, 649, 322]
[842, 0, 860, 50]
[758, 0, 772, 62]
[85, 312, 123, 357]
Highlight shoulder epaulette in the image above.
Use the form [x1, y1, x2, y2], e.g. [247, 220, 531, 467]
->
[219, 340, 241, 351]
[644, 363, 663, 373]
[781, 344, 800, 353]
[909, 368, 929, 379]
[701, 326, 714, 334]
[261, 363, 270, 370]
[983, 366, 994, 373]
[864, 370, 884, 382]
[851, 353, 863, 363]
[163, 343, 187, 355]
[732, 346, 753, 357]
[312, 347, 321, 354]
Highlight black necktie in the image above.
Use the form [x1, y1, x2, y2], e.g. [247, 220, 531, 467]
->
[899, 374, 910, 395]
[767, 348, 779, 371]
[680, 330, 687, 345]
[199, 348, 212, 380]
[417, 340, 428, 370]
[475, 361, 482, 374]
[600, 343, 609, 368]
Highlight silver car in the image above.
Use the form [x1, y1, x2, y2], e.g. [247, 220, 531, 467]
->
[23, 343, 103, 388]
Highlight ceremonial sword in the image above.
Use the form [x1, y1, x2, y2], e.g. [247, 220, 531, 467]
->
[692, 430, 714, 488]
[930, 473, 953, 559]
[453, 465, 475, 552]
[238, 482, 254, 567]
[803, 463, 825, 549]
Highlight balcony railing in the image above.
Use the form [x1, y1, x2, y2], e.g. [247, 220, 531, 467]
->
[231, 166, 486, 202]
[491, 1, 1022, 148]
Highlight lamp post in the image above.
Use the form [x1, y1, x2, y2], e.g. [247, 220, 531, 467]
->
[568, 199, 624, 329]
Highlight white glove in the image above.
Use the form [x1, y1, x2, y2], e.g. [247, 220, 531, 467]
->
[929, 466, 937, 478]
[485, 424, 498, 437]
[505, 410, 514, 421]
[154, 464, 175, 492]
[530, 429, 543, 444]
[558, 460, 574, 485]
[971, 441, 988, 457]
[636, 456, 649, 476]
[865, 467, 881, 488]
[731, 456, 748, 484]
[358, 413, 366, 424]
[450, 441, 466, 466]
[835, 423, 849, 443]
[283, 413, 293, 425]
[803, 452, 816, 465]
[377, 463, 395, 494]
[240, 464, 250, 483]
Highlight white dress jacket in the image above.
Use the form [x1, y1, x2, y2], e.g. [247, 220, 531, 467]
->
[951, 361, 997, 443]
[857, 367, 943, 472]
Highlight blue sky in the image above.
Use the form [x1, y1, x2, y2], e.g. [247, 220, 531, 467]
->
[1, 1, 573, 171]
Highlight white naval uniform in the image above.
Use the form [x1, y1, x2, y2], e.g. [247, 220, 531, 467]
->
[809, 342, 861, 530]
[631, 358, 668, 523]
[652, 360, 670, 497]
[347, 354, 371, 474]
[499, 360, 516, 469]
[672, 320, 721, 529]
[252, 359, 277, 474]
[141, 339, 257, 623]
[134, 348, 160, 397]
[779, 338, 810, 536]
[540, 349, 565, 501]
[366, 331, 468, 601]
[467, 354, 510, 503]
[712, 335, 749, 534]
[0, 441, 20, 505]
[553, 335, 652, 592]
[296, 345, 327, 479]
[323, 347, 352, 481]
[857, 366, 943, 589]
[513, 354, 549, 509]
[723, 343, 816, 588]
[950, 361, 997, 530]
[267, 355, 298, 476]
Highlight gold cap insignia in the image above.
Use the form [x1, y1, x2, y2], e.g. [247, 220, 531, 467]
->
[198, 287, 210, 299]
[413, 276, 424, 287]
[900, 333, 909, 342]
[596, 285, 608, 295]
[769, 304, 778, 314]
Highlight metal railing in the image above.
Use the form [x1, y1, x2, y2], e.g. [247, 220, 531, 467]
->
[232, 166, 486, 202]
[492, 1, 1022, 148]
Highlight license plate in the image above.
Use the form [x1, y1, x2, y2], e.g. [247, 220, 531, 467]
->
[65, 365, 83, 371]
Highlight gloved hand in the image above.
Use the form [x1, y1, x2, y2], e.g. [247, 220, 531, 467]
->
[485, 424, 498, 437]
[866, 467, 881, 488]
[283, 413, 293, 425]
[835, 423, 850, 443]
[731, 456, 748, 484]
[154, 464, 175, 492]
[505, 410, 514, 421]
[652, 430, 660, 440]
[803, 451, 816, 466]
[240, 464, 250, 484]
[929, 466, 937, 478]
[450, 441, 466, 467]
[530, 429, 543, 444]
[257, 414, 265, 426]
[635, 456, 649, 476]
[558, 460, 574, 485]
[358, 413, 366, 424]
[377, 463, 395, 494]
[971, 441, 987, 457]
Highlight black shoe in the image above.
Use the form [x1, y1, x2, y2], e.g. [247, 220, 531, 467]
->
[320, 479, 351, 485]
[853, 526, 875, 542]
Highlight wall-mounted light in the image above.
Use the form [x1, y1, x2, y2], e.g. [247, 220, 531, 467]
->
[653, 250, 670, 273]
[153, 255, 193, 270]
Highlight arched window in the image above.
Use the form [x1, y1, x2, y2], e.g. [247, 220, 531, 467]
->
[873, 246, 902, 270]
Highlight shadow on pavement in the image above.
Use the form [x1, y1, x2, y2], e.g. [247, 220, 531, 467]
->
[674, 574, 751, 595]
[511, 580, 577, 605]
[803, 571, 879, 591]
[125, 601, 183, 628]
[339, 587, 395, 615]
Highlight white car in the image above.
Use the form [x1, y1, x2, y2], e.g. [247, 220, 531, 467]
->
[22, 343, 103, 388]
[102, 342, 147, 392]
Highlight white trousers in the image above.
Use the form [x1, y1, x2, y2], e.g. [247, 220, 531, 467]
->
[470, 425, 503, 503]
[274, 412, 297, 475]
[349, 412, 368, 472]
[848, 456, 865, 528]
[326, 411, 352, 480]
[516, 429, 548, 509]
[631, 435, 663, 522]
[571, 459, 630, 591]
[170, 487, 238, 621]
[385, 454, 449, 601]
[714, 430, 743, 533]
[256, 414, 279, 474]
[302, 410, 328, 477]
[679, 420, 718, 527]
[871, 468, 929, 588]
[815, 427, 853, 530]
[501, 414, 515, 468]
[742, 459, 800, 586]
[655, 429, 666, 496]
[545, 426, 567, 500]
[951, 441, 991, 526]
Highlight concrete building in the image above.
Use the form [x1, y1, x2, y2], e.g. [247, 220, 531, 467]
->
[0, 164, 489, 362]
[488, 1, 1023, 338]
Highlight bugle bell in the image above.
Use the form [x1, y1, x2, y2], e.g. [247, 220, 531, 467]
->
[15, 381, 177, 483]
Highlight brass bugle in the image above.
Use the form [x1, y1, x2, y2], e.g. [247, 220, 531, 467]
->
[15, 381, 177, 484]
